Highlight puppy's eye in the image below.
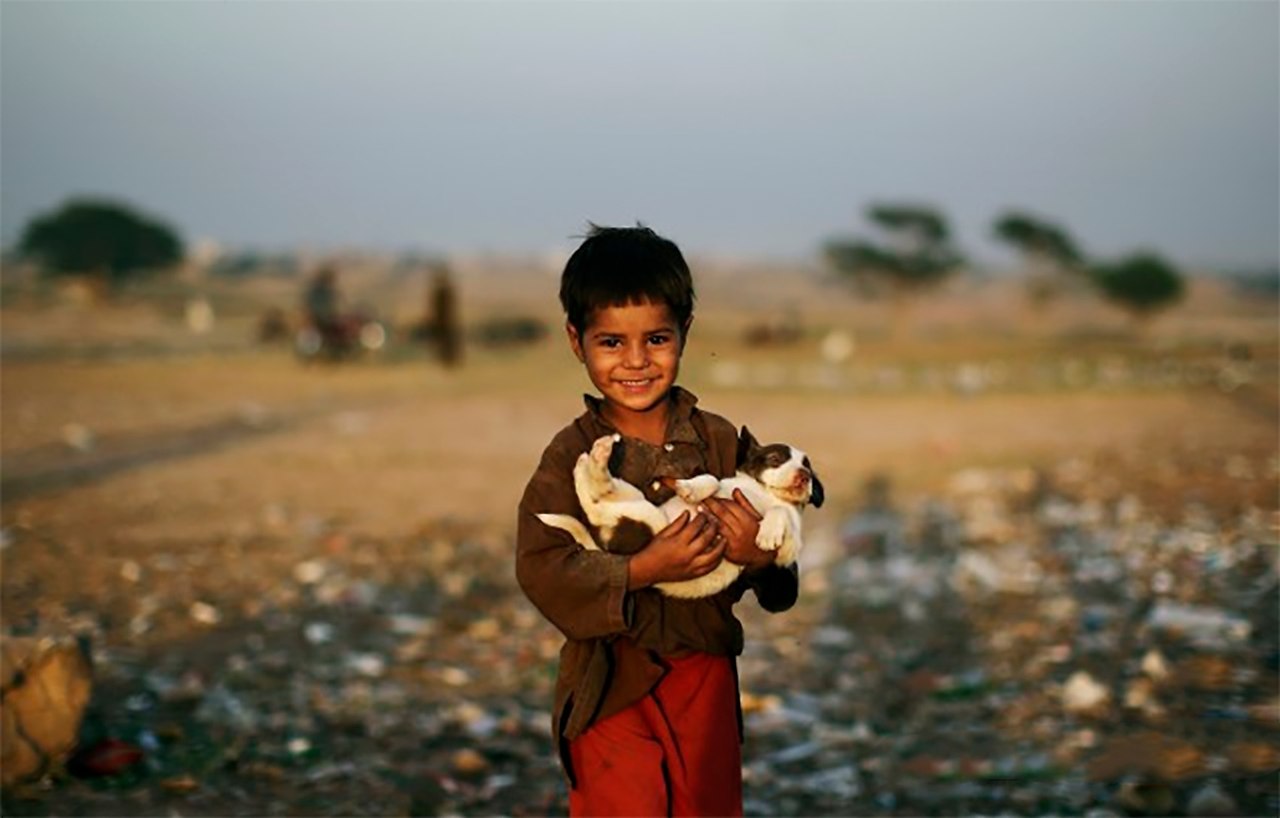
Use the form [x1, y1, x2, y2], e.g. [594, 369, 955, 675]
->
[765, 452, 786, 466]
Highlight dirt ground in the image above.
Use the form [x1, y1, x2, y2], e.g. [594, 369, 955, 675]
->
[1, 269, 1277, 815]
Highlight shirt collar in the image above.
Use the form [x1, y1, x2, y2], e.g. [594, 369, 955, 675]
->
[582, 386, 701, 445]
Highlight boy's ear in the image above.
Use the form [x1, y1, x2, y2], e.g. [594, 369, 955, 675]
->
[680, 316, 694, 349]
[566, 321, 586, 363]
[736, 425, 760, 466]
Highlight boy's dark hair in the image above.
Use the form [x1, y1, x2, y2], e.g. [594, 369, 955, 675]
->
[560, 223, 695, 335]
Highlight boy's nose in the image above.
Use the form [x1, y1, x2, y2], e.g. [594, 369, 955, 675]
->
[623, 342, 648, 367]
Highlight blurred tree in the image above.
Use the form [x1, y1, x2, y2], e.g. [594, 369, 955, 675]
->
[823, 203, 964, 338]
[993, 210, 1085, 310]
[1089, 252, 1185, 328]
[993, 211, 1082, 267]
[16, 198, 184, 287]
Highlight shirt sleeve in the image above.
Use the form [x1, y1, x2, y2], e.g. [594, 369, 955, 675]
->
[515, 438, 634, 641]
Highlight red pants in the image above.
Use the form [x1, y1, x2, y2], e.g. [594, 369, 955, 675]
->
[568, 652, 743, 817]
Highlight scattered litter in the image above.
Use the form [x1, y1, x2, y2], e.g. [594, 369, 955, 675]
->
[188, 602, 221, 626]
[293, 559, 327, 585]
[61, 423, 95, 453]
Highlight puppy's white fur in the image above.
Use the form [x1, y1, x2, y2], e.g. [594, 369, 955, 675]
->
[538, 434, 816, 598]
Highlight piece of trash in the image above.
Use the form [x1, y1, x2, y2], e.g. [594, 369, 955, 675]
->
[304, 622, 334, 645]
[388, 614, 435, 636]
[184, 297, 215, 335]
[1140, 649, 1171, 682]
[68, 738, 144, 778]
[345, 653, 386, 678]
[61, 423, 95, 453]
[1186, 780, 1238, 816]
[1146, 601, 1251, 648]
[1062, 671, 1110, 716]
[768, 741, 823, 765]
[120, 560, 142, 583]
[189, 602, 221, 626]
[820, 330, 856, 364]
[451, 748, 489, 774]
[293, 559, 326, 585]
[161, 773, 200, 793]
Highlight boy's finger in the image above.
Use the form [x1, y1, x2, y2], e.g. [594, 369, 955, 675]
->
[714, 497, 753, 526]
[703, 498, 744, 526]
[707, 501, 754, 539]
[693, 539, 727, 572]
[732, 489, 763, 520]
[660, 511, 690, 535]
[687, 520, 719, 550]
[674, 514, 714, 547]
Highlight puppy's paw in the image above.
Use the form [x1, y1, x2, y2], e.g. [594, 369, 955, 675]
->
[588, 434, 618, 471]
[757, 512, 787, 552]
[776, 538, 800, 566]
[673, 475, 718, 505]
[583, 434, 620, 500]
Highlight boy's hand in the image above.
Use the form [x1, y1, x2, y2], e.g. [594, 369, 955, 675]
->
[702, 490, 772, 572]
[627, 512, 725, 589]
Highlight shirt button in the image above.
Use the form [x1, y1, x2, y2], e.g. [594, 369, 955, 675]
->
[651, 480, 662, 492]
[663, 443, 674, 452]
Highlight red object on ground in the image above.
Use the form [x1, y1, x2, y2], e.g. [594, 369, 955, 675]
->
[68, 738, 144, 777]
[568, 650, 743, 817]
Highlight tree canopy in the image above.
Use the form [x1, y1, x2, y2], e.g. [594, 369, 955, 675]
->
[1089, 252, 1185, 319]
[824, 203, 963, 295]
[17, 198, 184, 284]
[992, 211, 1081, 266]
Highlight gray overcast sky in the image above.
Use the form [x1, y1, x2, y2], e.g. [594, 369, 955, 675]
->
[2, 1, 1277, 268]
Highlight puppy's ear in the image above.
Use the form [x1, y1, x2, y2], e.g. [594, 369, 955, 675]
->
[809, 471, 826, 508]
[608, 437, 626, 475]
[736, 426, 760, 467]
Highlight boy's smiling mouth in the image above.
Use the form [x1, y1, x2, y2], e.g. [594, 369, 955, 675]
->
[615, 376, 660, 392]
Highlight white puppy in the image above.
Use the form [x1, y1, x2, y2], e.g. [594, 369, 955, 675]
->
[538, 428, 824, 598]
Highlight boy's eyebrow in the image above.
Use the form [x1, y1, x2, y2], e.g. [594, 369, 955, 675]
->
[588, 325, 677, 338]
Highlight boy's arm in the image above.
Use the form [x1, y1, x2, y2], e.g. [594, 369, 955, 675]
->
[516, 449, 634, 641]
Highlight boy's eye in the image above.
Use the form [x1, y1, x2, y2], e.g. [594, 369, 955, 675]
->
[599, 338, 622, 348]
[648, 334, 671, 345]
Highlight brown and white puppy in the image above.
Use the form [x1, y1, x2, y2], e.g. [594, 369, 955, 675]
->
[538, 427, 824, 598]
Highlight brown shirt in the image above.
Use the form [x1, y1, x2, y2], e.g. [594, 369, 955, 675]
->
[515, 387, 798, 776]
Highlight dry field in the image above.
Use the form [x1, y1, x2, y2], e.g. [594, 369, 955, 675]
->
[1, 265, 1277, 815]
[2, 268, 1275, 543]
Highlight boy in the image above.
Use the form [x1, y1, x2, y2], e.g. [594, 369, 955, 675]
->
[516, 224, 799, 816]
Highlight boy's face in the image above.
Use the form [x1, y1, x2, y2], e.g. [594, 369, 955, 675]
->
[567, 299, 686, 425]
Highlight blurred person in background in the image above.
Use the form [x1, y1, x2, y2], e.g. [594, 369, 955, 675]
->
[303, 266, 341, 341]
[428, 266, 462, 367]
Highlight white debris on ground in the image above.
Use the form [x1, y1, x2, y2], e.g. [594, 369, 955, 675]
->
[2, 456, 1277, 816]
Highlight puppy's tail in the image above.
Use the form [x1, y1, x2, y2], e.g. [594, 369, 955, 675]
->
[536, 513, 602, 552]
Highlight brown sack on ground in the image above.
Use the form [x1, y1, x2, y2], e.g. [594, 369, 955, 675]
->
[1, 636, 93, 786]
